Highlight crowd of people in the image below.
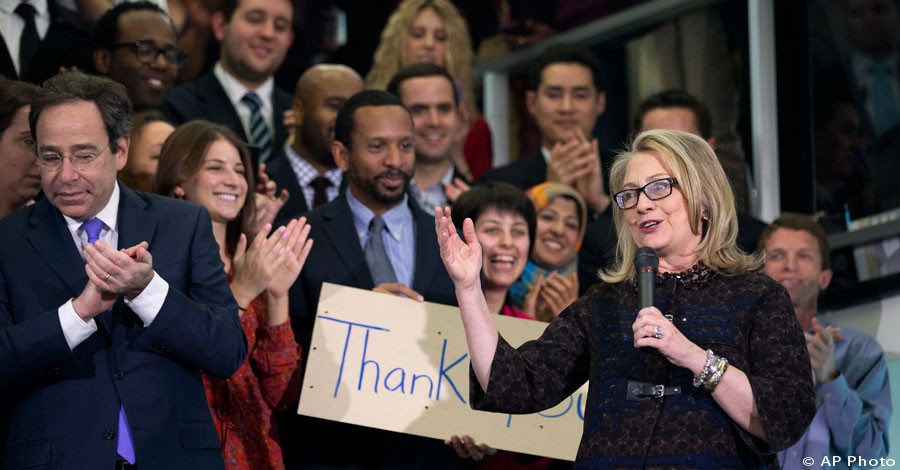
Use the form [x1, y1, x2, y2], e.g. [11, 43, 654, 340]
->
[0, 0, 895, 469]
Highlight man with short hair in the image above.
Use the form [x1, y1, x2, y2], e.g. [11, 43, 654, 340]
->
[92, 2, 182, 113]
[387, 62, 471, 214]
[0, 71, 246, 469]
[162, 0, 295, 163]
[282, 89, 457, 468]
[634, 89, 766, 254]
[266, 63, 364, 225]
[761, 214, 891, 470]
[480, 44, 610, 215]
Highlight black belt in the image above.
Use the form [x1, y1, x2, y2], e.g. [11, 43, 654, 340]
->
[115, 457, 136, 470]
[626, 380, 681, 401]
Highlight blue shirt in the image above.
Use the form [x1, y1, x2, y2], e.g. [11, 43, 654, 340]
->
[778, 324, 891, 470]
[346, 190, 415, 287]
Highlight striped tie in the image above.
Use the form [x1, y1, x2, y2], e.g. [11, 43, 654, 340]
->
[241, 92, 273, 163]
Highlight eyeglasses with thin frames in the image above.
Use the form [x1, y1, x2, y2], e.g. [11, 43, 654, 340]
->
[613, 177, 679, 210]
[37, 143, 111, 172]
[111, 40, 187, 69]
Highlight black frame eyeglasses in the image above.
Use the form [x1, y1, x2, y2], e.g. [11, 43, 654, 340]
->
[613, 177, 678, 210]
[112, 40, 187, 69]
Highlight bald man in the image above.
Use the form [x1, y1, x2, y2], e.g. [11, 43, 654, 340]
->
[266, 64, 365, 225]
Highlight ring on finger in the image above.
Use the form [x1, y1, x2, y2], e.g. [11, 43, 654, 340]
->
[652, 325, 663, 339]
[104, 273, 111, 282]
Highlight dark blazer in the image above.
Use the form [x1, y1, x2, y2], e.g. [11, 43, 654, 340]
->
[161, 71, 293, 153]
[279, 191, 458, 467]
[0, 184, 247, 470]
[0, 3, 93, 84]
[478, 151, 547, 190]
[265, 149, 308, 225]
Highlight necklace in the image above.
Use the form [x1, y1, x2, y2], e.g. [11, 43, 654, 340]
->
[657, 262, 714, 289]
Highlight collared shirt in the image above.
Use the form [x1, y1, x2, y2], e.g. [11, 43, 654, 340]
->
[284, 143, 342, 209]
[346, 190, 415, 287]
[409, 162, 455, 214]
[213, 62, 275, 140]
[57, 184, 170, 350]
[540, 146, 551, 165]
[777, 323, 891, 470]
[0, 0, 50, 76]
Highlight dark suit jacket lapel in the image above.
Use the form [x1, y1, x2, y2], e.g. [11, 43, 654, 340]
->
[267, 150, 308, 223]
[321, 193, 373, 287]
[410, 200, 439, 294]
[0, 33, 16, 80]
[116, 184, 157, 256]
[25, 199, 86, 295]
[272, 88, 293, 150]
[202, 74, 248, 142]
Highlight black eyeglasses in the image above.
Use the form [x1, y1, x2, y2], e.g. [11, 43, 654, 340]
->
[112, 40, 187, 69]
[613, 177, 678, 210]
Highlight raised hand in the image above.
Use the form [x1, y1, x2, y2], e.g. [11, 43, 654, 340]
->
[230, 224, 291, 309]
[252, 163, 289, 235]
[267, 218, 314, 299]
[435, 207, 482, 289]
[806, 317, 839, 384]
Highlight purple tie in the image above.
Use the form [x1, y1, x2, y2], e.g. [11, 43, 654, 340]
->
[81, 217, 104, 244]
[80, 218, 136, 463]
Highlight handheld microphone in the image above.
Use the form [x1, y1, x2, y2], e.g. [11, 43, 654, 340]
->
[635, 247, 658, 309]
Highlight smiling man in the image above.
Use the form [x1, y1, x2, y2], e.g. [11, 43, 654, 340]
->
[92, 2, 181, 113]
[760, 213, 891, 470]
[387, 62, 471, 213]
[480, 44, 609, 214]
[282, 89, 457, 468]
[162, 0, 295, 163]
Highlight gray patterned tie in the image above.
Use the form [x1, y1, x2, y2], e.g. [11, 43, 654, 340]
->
[364, 216, 397, 285]
[240, 92, 274, 163]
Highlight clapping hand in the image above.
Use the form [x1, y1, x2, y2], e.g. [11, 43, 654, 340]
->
[547, 129, 610, 213]
[266, 217, 314, 299]
[230, 224, 292, 309]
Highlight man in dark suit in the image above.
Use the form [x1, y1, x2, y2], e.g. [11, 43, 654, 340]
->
[0, 72, 246, 469]
[92, 2, 181, 113]
[480, 45, 611, 215]
[161, 0, 294, 163]
[280, 90, 457, 468]
[387, 63, 473, 214]
[0, 0, 94, 84]
[266, 63, 364, 226]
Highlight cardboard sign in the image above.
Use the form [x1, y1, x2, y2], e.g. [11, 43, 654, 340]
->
[298, 283, 586, 461]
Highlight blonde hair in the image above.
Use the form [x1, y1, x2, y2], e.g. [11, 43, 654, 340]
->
[367, 0, 476, 119]
[601, 129, 761, 283]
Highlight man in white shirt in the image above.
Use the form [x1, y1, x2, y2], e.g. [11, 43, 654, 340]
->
[0, 71, 246, 469]
[162, 0, 295, 163]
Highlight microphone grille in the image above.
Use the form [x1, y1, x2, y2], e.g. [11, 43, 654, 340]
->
[635, 246, 659, 270]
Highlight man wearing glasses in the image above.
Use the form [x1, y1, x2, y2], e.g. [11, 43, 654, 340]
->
[0, 72, 247, 469]
[92, 2, 183, 113]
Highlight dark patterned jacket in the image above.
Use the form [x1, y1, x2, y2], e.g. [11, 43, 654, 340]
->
[472, 270, 815, 469]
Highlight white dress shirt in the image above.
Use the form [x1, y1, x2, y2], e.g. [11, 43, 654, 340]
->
[57, 185, 170, 349]
[0, 0, 50, 76]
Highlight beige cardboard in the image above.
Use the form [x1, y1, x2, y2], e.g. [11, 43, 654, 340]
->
[297, 283, 585, 461]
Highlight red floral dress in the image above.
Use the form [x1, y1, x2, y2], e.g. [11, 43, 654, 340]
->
[203, 294, 302, 470]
